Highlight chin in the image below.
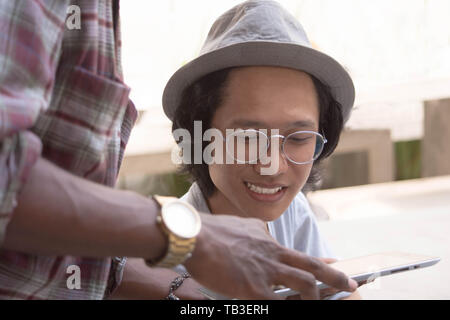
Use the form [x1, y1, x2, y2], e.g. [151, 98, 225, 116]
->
[242, 204, 285, 222]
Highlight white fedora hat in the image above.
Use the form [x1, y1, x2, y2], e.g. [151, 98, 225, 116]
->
[163, 0, 355, 123]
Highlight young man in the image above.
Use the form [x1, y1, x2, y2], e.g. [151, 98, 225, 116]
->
[161, 0, 362, 299]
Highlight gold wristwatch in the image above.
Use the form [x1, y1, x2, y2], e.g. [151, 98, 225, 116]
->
[146, 195, 202, 269]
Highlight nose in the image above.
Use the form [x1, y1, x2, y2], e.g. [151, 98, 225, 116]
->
[253, 136, 289, 176]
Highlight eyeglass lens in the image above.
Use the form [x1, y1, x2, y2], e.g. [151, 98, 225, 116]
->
[226, 130, 325, 164]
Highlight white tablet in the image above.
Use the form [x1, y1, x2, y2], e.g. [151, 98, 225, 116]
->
[274, 251, 441, 298]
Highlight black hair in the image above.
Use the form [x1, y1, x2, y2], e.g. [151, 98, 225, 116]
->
[171, 67, 344, 198]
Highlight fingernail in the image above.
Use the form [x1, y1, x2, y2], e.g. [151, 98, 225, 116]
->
[348, 279, 358, 291]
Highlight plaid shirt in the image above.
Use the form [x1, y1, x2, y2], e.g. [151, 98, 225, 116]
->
[0, 0, 137, 299]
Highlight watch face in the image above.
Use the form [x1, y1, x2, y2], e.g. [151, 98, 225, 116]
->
[161, 201, 201, 239]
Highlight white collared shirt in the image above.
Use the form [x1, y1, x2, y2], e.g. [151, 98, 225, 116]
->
[178, 182, 351, 299]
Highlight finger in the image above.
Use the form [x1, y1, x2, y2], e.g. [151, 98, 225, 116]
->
[250, 287, 284, 300]
[318, 257, 338, 264]
[320, 287, 340, 299]
[238, 281, 284, 300]
[280, 250, 358, 292]
[274, 265, 320, 300]
[235, 287, 283, 300]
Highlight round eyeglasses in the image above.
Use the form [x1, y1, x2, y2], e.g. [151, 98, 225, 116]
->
[225, 129, 327, 165]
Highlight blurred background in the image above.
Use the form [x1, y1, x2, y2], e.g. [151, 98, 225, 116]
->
[117, 0, 450, 299]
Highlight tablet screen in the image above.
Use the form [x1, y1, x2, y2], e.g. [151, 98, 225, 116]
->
[329, 252, 439, 276]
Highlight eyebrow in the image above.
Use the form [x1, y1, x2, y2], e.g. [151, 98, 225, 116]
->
[229, 119, 317, 130]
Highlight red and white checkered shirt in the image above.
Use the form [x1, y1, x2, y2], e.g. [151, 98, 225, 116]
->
[0, 0, 137, 299]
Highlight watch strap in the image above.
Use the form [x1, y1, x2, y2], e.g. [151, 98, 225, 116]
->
[150, 233, 196, 268]
[146, 195, 198, 268]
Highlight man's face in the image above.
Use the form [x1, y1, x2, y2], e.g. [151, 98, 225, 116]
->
[208, 66, 320, 221]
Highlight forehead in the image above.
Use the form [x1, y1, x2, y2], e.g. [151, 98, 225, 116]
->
[212, 66, 319, 129]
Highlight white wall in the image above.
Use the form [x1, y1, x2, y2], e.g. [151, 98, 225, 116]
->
[120, 0, 450, 141]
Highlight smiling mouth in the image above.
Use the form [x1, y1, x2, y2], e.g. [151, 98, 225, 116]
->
[244, 181, 287, 195]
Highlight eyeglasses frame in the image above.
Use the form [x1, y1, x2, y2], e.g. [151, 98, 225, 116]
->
[224, 129, 328, 165]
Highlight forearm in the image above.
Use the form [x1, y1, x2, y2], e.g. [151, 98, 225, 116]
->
[3, 157, 166, 259]
[110, 258, 205, 300]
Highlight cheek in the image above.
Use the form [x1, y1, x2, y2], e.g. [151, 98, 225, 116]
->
[208, 163, 222, 188]
[290, 164, 314, 190]
[208, 163, 240, 194]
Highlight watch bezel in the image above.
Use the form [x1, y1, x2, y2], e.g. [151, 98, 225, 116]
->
[160, 199, 202, 239]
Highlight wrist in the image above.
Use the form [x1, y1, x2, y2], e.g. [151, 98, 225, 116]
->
[183, 212, 211, 273]
[142, 196, 168, 260]
[165, 272, 191, 300]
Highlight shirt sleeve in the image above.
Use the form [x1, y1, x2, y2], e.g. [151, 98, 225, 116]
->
[0, 0, 68, 244]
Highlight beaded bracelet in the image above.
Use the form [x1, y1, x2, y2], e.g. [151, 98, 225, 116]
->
[165, 272, 191, 300]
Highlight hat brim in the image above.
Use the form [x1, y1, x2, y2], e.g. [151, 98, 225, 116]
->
[163, 41, 355, 123]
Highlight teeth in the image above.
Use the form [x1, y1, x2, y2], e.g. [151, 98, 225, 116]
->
[246, 182, 283, 194]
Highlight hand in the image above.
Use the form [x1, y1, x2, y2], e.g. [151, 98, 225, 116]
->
[184, 214, 358, 300]
[286, 258, 343, 300]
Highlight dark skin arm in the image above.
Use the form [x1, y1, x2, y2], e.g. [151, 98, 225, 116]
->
[4, 158, 166, 259]
[3, 157, 358, 299]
